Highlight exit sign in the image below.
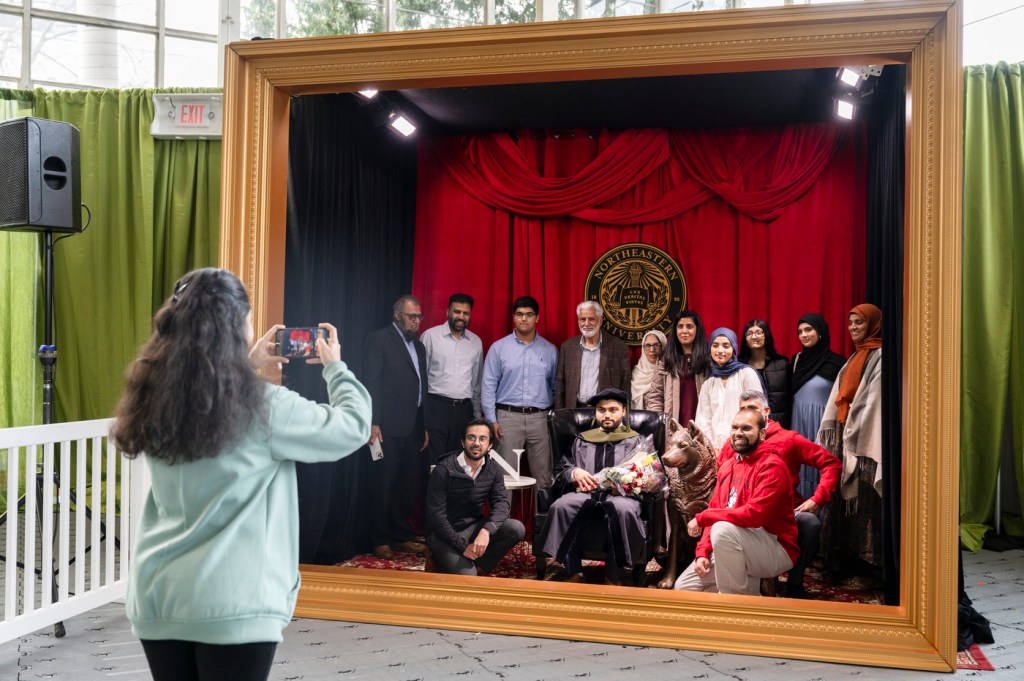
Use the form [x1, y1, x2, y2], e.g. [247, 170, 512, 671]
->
[178, 103, 210, 128]
[151, 94, 223, 139]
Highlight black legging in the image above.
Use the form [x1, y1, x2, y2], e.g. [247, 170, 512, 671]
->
[140, 640, 277, 681]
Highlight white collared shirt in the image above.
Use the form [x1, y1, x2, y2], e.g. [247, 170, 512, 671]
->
[420, 323, 484, 417]
[456, 452, 483, 479]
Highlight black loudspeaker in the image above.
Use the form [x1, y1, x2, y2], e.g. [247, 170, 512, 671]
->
[0, 117, 82, 233]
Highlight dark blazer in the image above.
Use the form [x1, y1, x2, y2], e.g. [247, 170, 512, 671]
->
[362, 323, 428, 438]
[554, 331, 632, 410]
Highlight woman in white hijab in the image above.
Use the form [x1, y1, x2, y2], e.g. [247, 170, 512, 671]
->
[631, 329, 667, 410]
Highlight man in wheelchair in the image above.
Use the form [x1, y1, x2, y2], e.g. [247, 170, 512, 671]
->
[539, 388, 646, 585]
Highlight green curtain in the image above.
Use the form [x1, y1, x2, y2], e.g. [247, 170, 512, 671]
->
[27, 88, 222, 424]
[960, 63, 1024, 550]
[0, 90, 40, 431]
[0, 91, 39, 512]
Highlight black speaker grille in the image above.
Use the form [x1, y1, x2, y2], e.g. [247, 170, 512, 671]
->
[0, 120, 29, 226]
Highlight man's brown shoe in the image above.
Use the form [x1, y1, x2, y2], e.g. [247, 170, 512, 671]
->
[391, 540, 426, 555]
[373, 544, 394, 560]
[566, 573, 586, 584]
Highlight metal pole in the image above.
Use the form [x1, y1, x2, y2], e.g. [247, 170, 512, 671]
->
[40, 231, 56, 426]
[38, 230, 64, 637]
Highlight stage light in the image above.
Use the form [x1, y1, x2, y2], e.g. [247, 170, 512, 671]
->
[839, 68, 861, 88]
[357, 89, 378, 99]
[836, 65, 884, 90]
[388, 113, 416, 137]
[836, 98, 855, 120]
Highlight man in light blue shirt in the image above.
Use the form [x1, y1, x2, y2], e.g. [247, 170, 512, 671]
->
[481, 295, 558, 491]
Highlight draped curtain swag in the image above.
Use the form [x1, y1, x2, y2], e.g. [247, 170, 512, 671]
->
[426, 123, 842, 224]
[413, 122, 866, 361]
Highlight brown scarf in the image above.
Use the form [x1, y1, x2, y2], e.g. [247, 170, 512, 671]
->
[835, 303, 882, 425]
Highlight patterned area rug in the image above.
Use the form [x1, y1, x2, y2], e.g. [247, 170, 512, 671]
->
[337, 541, 884, 603]
[957, 644, 996, 671]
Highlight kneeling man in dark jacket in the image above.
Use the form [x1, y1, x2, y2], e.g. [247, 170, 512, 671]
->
[426, 419, 525, 576]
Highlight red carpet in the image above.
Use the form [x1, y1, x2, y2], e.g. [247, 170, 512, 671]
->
[957, 643, 995, 671]
[337, 541, 883, 603]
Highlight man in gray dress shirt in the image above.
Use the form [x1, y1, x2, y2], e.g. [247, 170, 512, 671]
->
[554, 301, 632, 410]
[481, 295, 558, 492]
[420, 293, 484, 464]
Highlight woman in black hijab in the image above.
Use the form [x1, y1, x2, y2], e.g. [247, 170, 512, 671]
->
[790, 313, 846, 501]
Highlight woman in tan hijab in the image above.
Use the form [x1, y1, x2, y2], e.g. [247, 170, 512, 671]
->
[631, 329, 667, 410]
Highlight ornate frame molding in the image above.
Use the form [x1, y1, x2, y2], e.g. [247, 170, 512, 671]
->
[219, 1, 962, 670]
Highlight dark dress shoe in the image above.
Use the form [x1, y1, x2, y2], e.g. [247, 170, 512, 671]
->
[391, 540, 426, 555]
[373, 544, 394, 560]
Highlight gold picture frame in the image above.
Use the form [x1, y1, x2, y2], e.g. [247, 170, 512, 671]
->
[218, 0, 962, 671]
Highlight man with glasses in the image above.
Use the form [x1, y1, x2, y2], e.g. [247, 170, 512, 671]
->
[482, 296, 558, 491]
[425, 419, 525, 576]
[363, 295, 429, 559]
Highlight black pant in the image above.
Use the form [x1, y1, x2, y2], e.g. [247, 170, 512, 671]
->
[788, 510, 822, 591]
[369, 413, 425, 546]
[140, 640, 277, 681]
[424, 394, 474, 464]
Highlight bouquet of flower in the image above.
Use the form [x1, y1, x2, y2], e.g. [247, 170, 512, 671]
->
[593, 435, 668, 497]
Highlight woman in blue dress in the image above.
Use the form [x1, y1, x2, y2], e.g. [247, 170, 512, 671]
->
[789, 313, 845, 501]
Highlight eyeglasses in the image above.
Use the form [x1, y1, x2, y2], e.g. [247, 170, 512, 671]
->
[745, 330, 765, 338]
[401, 312, 424, 321]
[514, 311, 537, 319]
[642, 342, 662, 350]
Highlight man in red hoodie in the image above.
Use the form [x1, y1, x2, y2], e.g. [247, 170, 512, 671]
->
[738, 390, 841, 598]
[673, 408, 797, 595]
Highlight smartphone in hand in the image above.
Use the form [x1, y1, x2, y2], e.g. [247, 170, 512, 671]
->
[274, 327, 327, 358]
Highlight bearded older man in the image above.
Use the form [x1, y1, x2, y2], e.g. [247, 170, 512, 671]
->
[554, 301, 631, 410]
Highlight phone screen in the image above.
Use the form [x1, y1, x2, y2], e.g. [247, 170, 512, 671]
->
[275, 327, 326, 358]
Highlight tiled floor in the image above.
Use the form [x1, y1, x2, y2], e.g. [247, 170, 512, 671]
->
[1, 548, 1021, 680]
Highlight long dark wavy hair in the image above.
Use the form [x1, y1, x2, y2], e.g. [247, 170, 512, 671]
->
[738, 319, 784, 363]
[661, 309, 711, 378]
[111, 268, 267, 464]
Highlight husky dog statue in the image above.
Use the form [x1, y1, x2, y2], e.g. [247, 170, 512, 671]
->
[656, 418, 717, 589]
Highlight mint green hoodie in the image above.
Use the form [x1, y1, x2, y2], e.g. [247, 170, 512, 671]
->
[126, 360, 372, 644]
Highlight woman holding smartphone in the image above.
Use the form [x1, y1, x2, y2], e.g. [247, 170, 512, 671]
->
[111, 267, 371, 681]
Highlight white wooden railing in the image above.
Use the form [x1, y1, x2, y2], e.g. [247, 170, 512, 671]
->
[0, 418, 146, 643]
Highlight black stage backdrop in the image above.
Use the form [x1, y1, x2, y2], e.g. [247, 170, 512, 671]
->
[865, 65, 906, 605]
[284, 93, 418, 563]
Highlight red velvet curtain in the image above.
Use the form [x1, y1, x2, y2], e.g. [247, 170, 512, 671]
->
[412, 123, 866, 360]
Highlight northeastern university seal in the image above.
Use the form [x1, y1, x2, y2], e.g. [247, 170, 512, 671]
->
[584, 244, 687, 346]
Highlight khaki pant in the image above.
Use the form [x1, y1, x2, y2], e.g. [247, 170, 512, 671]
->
[673, 521, 794, 595]
[495, 409, 552, 492]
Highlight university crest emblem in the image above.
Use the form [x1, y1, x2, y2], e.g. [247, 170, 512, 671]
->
[583, 244, 687, 346]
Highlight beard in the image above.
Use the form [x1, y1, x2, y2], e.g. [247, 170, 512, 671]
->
[600, 418, 624, 431]
[401, 327, 417, 341]
[448, 317, 467, 332]
[731, 438, 758, 455]
[581, 328, 599, 339]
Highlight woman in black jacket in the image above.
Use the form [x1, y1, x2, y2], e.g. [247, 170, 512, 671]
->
[739, 319, 792, 428]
